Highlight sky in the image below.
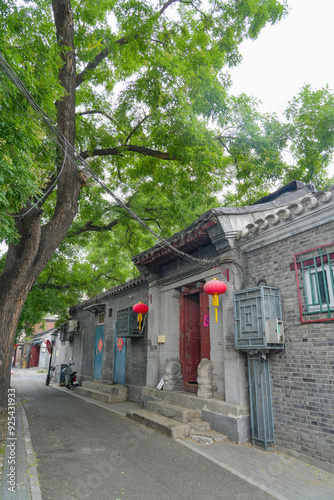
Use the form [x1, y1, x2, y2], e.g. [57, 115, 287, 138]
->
[229, 0, 334, 118]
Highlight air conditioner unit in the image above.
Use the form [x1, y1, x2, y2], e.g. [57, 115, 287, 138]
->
[65, 319, 78, 333]
[266, 318, 285, 344]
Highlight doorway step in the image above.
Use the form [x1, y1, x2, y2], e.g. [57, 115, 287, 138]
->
[127, 386, 250, 444]
[126, 399, 227, 443]
[76, 380, 127, 403]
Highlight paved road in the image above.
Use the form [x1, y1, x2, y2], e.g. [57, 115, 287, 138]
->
[12, 371, 273, 500]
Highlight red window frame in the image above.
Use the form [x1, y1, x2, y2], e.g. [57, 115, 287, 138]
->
[293, 242, 334, 323]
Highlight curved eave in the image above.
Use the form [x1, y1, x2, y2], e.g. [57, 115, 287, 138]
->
[132, 220, 217, 267]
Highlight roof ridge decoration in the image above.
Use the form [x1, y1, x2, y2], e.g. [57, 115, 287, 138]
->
[237, 185, 334, 240]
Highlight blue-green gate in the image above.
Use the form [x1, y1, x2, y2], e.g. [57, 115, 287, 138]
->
[247, 353, 275, 451]
[94, 324, 104, 380]
[234, 286, 285, 451]
[114, 321, 126, 385]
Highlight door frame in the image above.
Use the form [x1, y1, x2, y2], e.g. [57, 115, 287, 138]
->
[93, 312, 105, 380]
[113, 320, 127, 385]
[179, 283, 210, 391]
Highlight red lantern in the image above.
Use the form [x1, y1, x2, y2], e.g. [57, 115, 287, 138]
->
[133, 302, 149, 331]
[203, 278, 227, 322]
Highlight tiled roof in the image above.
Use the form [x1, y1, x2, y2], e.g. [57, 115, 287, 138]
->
[236, 186, 334, 240]
[132, 182, 318, 265]
[69, 275, 147, 312]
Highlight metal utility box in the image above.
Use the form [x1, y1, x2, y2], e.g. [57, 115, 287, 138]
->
[60, 320, 78, 342]
[116, 307, 142, 337]
[248, 353, 275, 451]
[234, 286, 285, 350]
[58, 364, 68, 385]
[65, 319, 78, 332]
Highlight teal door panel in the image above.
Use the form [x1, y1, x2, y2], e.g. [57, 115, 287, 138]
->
[94, 324, 104, 380]
[114, 321, 126, 385]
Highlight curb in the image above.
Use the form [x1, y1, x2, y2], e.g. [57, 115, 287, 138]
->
[21, 406, 42, 500]
[1, 403, 42, 500]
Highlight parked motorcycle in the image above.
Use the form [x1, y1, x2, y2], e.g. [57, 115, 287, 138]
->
[62, 363, 79, 390]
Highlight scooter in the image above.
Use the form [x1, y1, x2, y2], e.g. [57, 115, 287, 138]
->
[62, 363, 79, 390]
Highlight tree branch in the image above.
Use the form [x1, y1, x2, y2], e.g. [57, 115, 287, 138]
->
[215, 135, 240, 166]
[79, 144, 173, 160]
[77, 109, 117, 125]
[72, 219, 119, 235]
[35, 270, 121, 290]
[124, 114, 152, 144]
[159, 0, 179, 15]
[77, 109, 127, 135]
[142, 217, 163, 231]
[75, 0, 180, 88]
[180, 0, 208, 20]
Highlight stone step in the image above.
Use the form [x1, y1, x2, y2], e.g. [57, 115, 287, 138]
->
[188, 428, 228, 445]
[146, 400, 201, 423]
[76, 383, 127, 403]
[126, 409, 192, 439]
[81, 380, 127, 396]
[141, 388, 249, 418]
[140, 387, 250, 444]
[189, 420, 211, 432]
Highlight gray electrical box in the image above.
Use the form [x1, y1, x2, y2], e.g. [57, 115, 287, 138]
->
[116, 307, 142, 337]
[234, 286, 285, 350]
[58, 364, 68, 385]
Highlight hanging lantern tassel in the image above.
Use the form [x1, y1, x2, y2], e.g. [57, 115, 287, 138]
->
[212, 294, 219, 323]
[138, 313, 143, 330]
[203, 278, 227, 323]
[133, 302, 149, 331]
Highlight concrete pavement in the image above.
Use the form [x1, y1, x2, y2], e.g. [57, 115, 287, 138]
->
[2, 368, 334, 500]
[63, 393, 334, 500]
[1, 375, 41, 500]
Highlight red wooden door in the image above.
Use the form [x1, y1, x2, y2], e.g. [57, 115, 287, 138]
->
[180, 290, 211, 392]
[184, 294, 201, 384]
[199, 291, 210, 359]
[30, 345, 40, 368]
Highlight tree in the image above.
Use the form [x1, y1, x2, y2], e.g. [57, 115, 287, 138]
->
[214, 86, 334, 205]
[284, 85, 334, 185]
[0, 0, 288, 409]
[13, 83, 334, 334]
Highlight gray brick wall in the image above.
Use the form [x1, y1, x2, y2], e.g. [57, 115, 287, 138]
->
[71, 309, 95, 381]
[71, 281, 149, 387]
[242, 222, 334, 467]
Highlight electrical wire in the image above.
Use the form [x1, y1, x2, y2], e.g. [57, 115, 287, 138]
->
[0, 52, 221, 267]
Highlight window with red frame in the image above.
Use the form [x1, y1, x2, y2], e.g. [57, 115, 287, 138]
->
[293, 243, 334, 322]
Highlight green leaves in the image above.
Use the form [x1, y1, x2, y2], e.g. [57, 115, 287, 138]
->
[0, 0, 309, 326]
[0, 0, 63, 241]
[285, 85, 334, 185]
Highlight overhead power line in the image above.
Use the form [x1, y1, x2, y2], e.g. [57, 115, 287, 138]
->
[0, 52, 220, 267]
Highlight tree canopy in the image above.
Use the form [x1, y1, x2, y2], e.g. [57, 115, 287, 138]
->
[1, 0, 334, 347]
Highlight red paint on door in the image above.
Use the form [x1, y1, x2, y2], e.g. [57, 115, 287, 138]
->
[180, 290, 210, 392]
[30, 345, 40, 368]
[199, 291, 210, 359]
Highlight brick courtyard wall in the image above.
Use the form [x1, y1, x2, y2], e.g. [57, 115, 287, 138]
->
[70, 278, 149, 387]
[241, 221, 334, 468]
[70, 309, 95, 381]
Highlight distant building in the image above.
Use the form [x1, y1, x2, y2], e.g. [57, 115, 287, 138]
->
[14, 317, 58, 368]
[33, 317, 57, 335]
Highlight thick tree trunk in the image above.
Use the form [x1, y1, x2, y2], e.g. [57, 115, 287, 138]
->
[0, 0, 80, 410]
